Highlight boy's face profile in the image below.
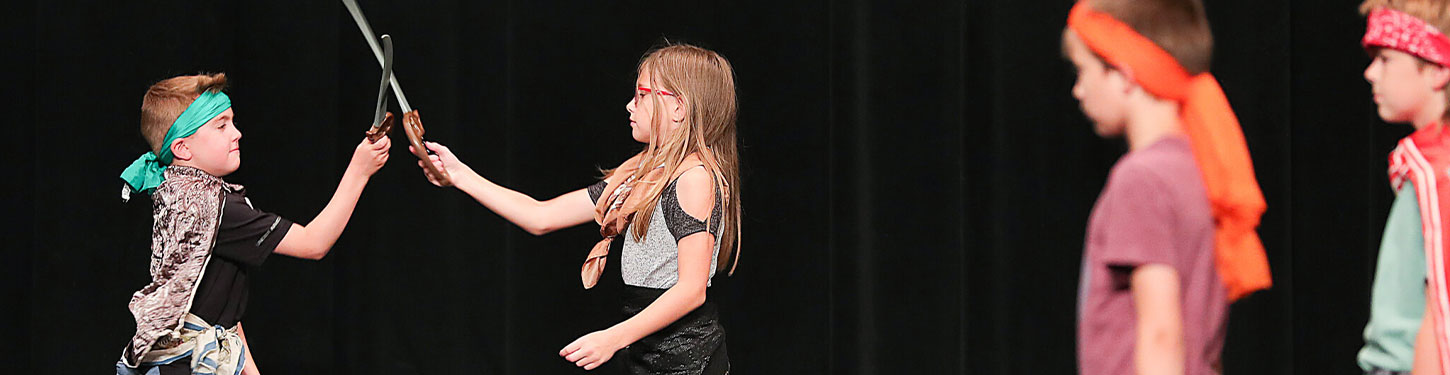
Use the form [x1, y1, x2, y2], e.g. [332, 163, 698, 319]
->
[171, 108, 242, 177]
[1064, 30, 1130, 138]
[1365, 48, 1450, 124]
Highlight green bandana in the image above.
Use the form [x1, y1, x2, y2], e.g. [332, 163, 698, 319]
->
[119, 90, 232, 198]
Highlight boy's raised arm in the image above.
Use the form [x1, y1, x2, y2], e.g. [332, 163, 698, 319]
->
[275, 136, 390, 260]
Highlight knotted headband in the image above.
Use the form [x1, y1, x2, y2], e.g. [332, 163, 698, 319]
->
[120, 90, 232, 197]
[1068, 1, 1271, 301]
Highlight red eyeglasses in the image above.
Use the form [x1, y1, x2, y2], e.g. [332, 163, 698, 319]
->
[636, 87, 676, 97]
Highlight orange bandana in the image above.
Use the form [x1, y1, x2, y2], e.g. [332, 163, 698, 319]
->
[1068, 1, 1271, 301]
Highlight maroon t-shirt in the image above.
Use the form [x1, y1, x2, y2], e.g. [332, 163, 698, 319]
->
[1078, 136, 1227, 375]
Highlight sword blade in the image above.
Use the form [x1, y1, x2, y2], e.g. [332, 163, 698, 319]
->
[341, 0, 412, 112]
[372, 34, 393, 129]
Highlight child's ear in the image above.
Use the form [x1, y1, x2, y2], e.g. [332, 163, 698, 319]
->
[671, 98, 687, 123]
[169, 139, 192, 161]
[1105, 68, 1135, 95]
[1430, 65, 1450, 91]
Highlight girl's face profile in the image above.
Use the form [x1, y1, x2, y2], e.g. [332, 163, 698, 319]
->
[626, 68, 682, 143]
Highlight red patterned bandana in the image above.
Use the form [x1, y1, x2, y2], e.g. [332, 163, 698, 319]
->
[1364, 7, 1450, 66]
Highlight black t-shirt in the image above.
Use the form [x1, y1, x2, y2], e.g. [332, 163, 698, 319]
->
[188, 189, 292, 329]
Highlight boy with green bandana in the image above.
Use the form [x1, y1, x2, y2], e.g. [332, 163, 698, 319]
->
[115, 73, 390, 375]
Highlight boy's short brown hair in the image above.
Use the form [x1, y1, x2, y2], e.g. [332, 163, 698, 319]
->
[1088, 0, 1214, 75]
[140, 73, 227, 154]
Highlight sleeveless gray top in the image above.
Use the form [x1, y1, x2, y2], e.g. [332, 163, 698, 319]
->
[588, 169, 723, 288]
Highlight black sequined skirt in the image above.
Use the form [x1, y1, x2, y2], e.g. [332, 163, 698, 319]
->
[619, 285, 729, 375]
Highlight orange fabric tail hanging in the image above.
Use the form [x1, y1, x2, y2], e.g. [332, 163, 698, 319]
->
[1067, 1, 1271, 301]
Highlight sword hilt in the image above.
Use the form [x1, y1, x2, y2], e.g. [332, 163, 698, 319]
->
[403, 110, 450, 186]
[365, 111, 395, 143]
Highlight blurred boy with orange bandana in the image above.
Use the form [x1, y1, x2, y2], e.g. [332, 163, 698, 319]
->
[1062, 0, 1271, 374]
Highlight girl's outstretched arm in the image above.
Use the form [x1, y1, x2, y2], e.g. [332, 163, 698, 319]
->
[415, 141, 596, 235]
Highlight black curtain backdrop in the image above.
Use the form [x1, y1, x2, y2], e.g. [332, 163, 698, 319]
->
[0, 0, 1407, 374]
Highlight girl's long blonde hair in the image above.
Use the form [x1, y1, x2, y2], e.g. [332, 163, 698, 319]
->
[606, 42, 742, 275]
